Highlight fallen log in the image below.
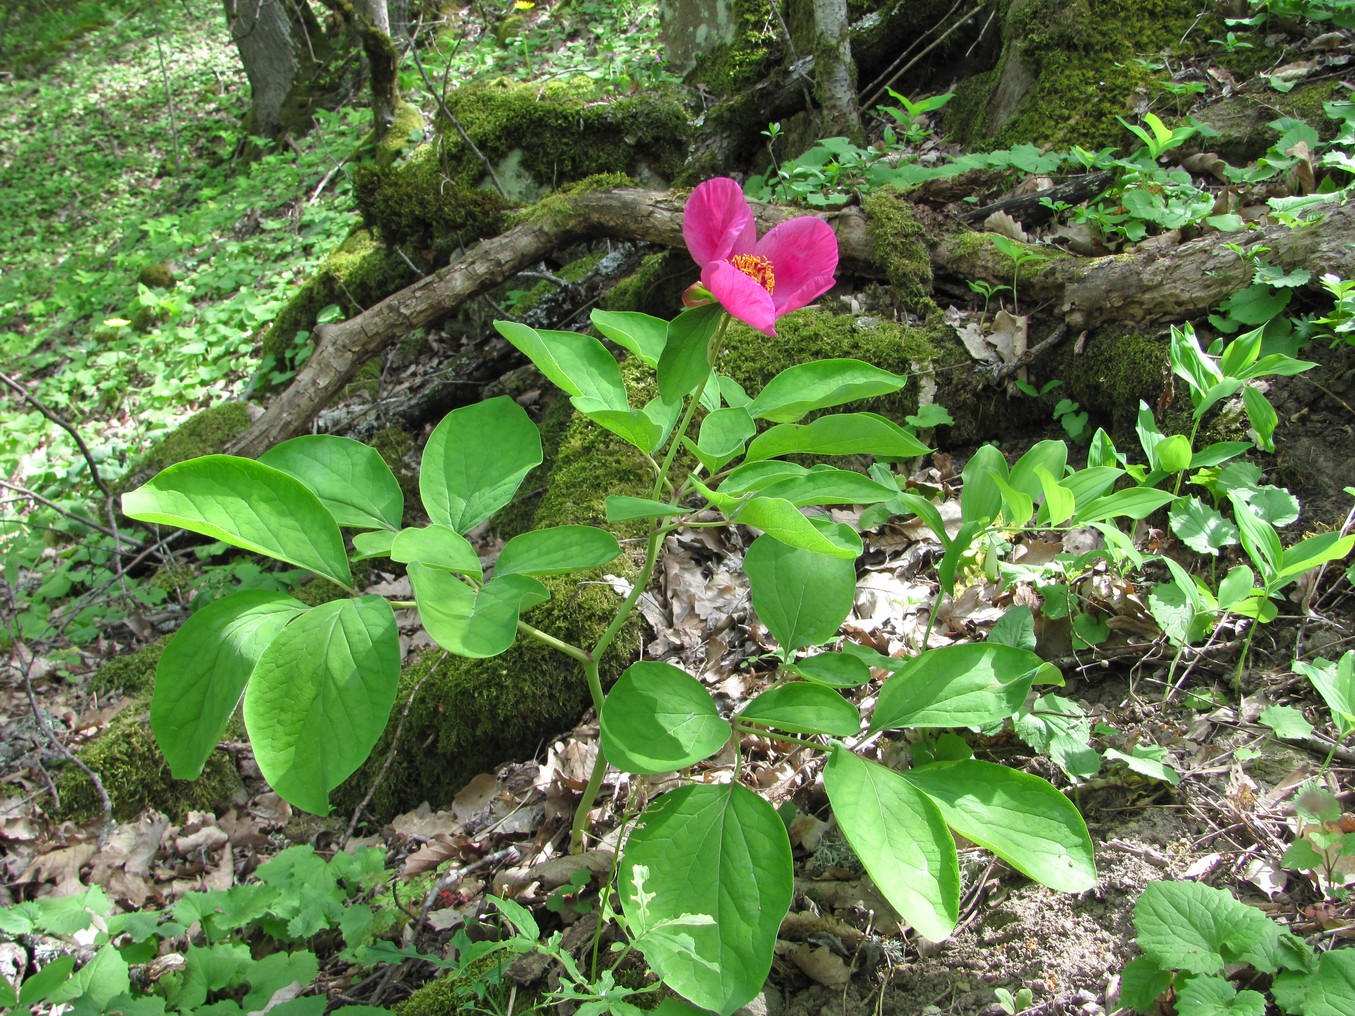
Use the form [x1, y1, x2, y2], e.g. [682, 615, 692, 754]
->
[229, 187, 1355, 458]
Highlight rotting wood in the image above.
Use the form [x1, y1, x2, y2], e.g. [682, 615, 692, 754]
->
[228, 188, 1355, 458]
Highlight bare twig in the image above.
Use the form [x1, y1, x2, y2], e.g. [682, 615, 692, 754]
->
[0, 479, 138, 547]
[0, 371, 112, 500]
[409, 39, 508, 200]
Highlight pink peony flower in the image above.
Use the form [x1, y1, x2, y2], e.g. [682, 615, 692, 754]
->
[682, 177, 839, 337]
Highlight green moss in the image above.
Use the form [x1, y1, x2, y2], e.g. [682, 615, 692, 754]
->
[258, 226, 414, 383]
[433, 80, 688, 200]
[861, 189, 936, 314]
[1059, 328, 1182, 437]
[87, 637, 169, 697]
[1196, 81, 1346, 164]
[687, 0, 775, 95]
[949, 0, 1226, 150]
[510, 172, 640, 229]
[56, 700, 242, 824]
[117, 403, 253, 494]
[344, 358, 384, 400]
[603, 252, 690, 317]
[137, 262, 176, 290]
[351, 146, 509, 266]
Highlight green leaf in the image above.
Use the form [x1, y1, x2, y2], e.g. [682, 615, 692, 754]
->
[122, 456, 352, 586]
[1190, 441, 1253, 468]
[243, 596, 400, 815]
[696, 407, 755, 467]
[1156, 433, 1194, 474]
[960, 443, 1007, 523]
[590, 309, 669, 367]
[1275, 531, 1355, 587]
[787, 652, 873, 688]
[1304, 948, 1355, 1016]
[1175, 974, 1266, 1016]
[746, 412, 930, 462]
[1034, 465, 1075, 527]
[152, 590, 307, 779]
[351, 530, 396, 561]
[495, 525, 621, 577]
[620, 783, 793, 1015]
[740, 683, 860, 736]
[1119, 956, 1172, 1013]
[717, 460, 807, 495]
[495, 322, 627, 409]
[747, 359, 908, 423]
[1105, 745, 1180, 785]
[754, 467, 899, 506]
[1170, 498, 1239, 556]
[1230, 493, 1281, 582]
[870, 643, 1044, 731]
[992, 473, 1034, 525]
[1075, 487, 1176, 524]
[600, 661, 730, 774]
[420, 397, 543, 534]
[1008, 440, 1068, 503]
[900, 760, 1097, 891]
[18, 956, 76, 1005]
[390, 525, 482, 579]
[409, 565, 549, 659]
[581, 404, 667, 454]
[605, 496, 686, 523]
[658, 304, 720, 401]
[1014, 693, 1101, 779]
[745, 533, 857, 654]
[823, 748, 958, 941]
[733, 499, 862, 558]
[1133, 881, 1285, 976]
[46, 944, 129, 1008]
[1293, 652, 1355, 735]
[988, 606, 1037, 651]
[1241, 385, 1278, 453]
[259, 435, 403, 530]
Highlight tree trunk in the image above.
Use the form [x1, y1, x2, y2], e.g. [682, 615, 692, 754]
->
[228, 188, 1355, 459]
[810, 0, 862, 142]
[222, 0, 326, 139]
[317, 0, 400, 138]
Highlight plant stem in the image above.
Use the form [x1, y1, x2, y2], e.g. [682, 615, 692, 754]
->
[519, 620, 593, 669]
[567, 316, 730, 852]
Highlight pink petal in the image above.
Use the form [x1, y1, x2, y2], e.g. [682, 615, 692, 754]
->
[684, 178, 756, 267]
[703, 260, 778, 336]
[756, 216, 839, 314]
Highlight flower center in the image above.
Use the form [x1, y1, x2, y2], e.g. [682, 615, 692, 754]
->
[730, 253, 775, 294]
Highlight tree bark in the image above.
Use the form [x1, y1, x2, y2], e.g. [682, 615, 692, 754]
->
[317, 0, 400, 137]
[811, 0, 862, 142]
[229, 189, 1355, 458]
[223, 0, 325, 139]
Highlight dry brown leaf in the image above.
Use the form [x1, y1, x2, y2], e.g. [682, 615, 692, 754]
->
[780, 940, 853, 988]
[983, 209, 1028, 242]
[248, 792, 293, 828]
[402, 834, 475, 878]
[22, 842, 96, 897]
[391, 802, 459, 842]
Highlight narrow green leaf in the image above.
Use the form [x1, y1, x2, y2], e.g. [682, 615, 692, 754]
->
[409, 565, 549, 659]
[1008, 440, 1067, 503]
[122, 456, 352, 586]
[746, 413, 930, 462]
[745, 532, 857, 653]
[754, 467, 899, 507]
[1275, 531, 1354, 586]
[495, 525, 621, 577]
[740, 683, 860, 736]
[152, 590, 307, 779]
[900, 760, 1097, 891]
[605, 496, 686, 523]
[747, 359, 908, 423]
[1074, 487, 1176, 524]
[600, 661, 730, 774]
[390, 525, 482, 579]
[824, 748, 959, 941]
[259, 435, 403, 530]
[1293, 652, 1355, 735]
[870, 643, 1043, 731]
[716, 460, 806, 495]
[243, 596, 400, 815]
[1229, 493, 1281, 581]
[621, 784, 793, 1015]
[960, 443, 1007, 524]
[1241, 385, 1277, 452]
[733, 499, 862, 558]
[1034, 465, 1075, 527]
[420, 397, 543, 534]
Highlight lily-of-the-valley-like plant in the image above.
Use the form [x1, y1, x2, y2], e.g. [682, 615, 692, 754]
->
[122, 179, 1102, 1015]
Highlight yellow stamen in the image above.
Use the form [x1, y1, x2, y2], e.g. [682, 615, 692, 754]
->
[730, 253, 775, 294]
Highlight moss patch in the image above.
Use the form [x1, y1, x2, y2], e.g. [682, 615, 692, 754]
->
[258, 226, 415, 382]
[1058, 327, 1180, 438]
[686, 0, 776, 95]
[948, 0, 1227, 150]
[861, 189, 937, 314]
[117, 403, 253, 494]
[57, 700, 242, 824]
[87, 637, 169, 697]
[603, 251, 691, 318]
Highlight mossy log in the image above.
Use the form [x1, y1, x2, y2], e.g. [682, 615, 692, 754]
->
[229, 187, 1355, 458]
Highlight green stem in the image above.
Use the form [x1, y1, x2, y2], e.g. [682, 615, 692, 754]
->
[568, 316, 730, 852]
[731, 723, 826, 751]
[518, 621, 593, 669]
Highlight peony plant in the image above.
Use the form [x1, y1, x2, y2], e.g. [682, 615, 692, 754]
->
[123, 179, 1097, 1015]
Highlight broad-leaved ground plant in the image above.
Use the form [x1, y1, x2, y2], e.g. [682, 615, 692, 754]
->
[121, 179, 1106, 1014]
